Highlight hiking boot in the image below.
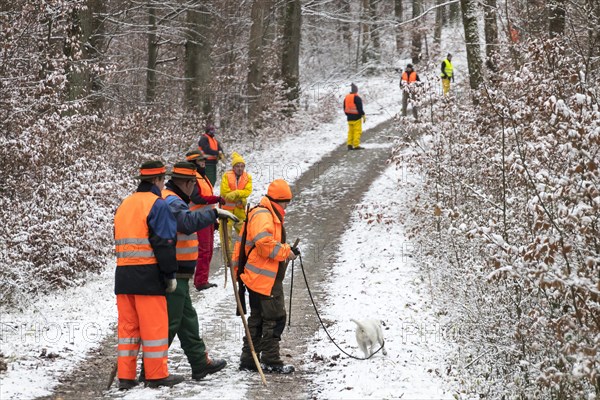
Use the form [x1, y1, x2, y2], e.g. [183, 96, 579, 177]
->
[195, 282, 218, 291]
[145, 374, 185, 388]
[347, 145, 352, 150]
[260, 362, 295, 374]
[353, 146, 365, 150]
[118, 379, 139, 390]
[192, 357, 227, 381]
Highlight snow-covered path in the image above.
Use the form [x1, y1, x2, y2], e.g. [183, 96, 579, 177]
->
[0, 75, 453, 399]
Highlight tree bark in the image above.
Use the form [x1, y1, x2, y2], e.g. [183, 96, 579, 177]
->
[369, 0, 380, 59]
[146, 3, 158, 105]
[281, 0, 301, 104]
[548, 0, 566, 38]
[247, 0, 276, 121]
[360, 0, 371, 64]
[395, 0, 403, 53]
[460, 0, 484, 90]
[434, 0, 444, 48]
[483, 0, 499, 72]
[411, 0, 422, 64]
[184, 4, 212, 115]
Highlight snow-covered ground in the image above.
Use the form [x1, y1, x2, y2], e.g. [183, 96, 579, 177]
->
[306, 160, 455, 399]
[0, 72, 456, 399]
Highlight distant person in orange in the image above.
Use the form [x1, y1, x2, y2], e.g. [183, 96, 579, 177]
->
[343, 83, 366, 150]
[197, 125, 225, 186]
[400, 63, 421, 121]
[113, 160, 184, 390]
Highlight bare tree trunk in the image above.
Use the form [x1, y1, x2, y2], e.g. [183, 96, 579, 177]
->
[460, 0, 484, 90]
[395, 0, 403, 53]
[411, 0, 422, 64]
[548, 0, 566, 37]
[184, 4, 212, 115]
[449, 1, 460, 25]
[65, 0, 105, 109]
[483, 0, 499, 72]
[146, 3, 158, 105]
[361, 0, 371, 65]
[369, 0, 380, 60]
[281, 0, 301, 104]
[434, 0, 444, 48]
[339, 0, 352, 50]
[247, 0, 275, 122]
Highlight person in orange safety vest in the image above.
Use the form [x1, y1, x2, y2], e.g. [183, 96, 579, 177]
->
[343, 83, 366, 150]
[197, 125, 225, 186]
[113, 160, 184, 390]
[186, 150, 226, 291]
[233, 179, 299, 374]
[400, 63, 421, 121]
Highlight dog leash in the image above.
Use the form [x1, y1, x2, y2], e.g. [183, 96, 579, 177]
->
[294, 253, 385, 360]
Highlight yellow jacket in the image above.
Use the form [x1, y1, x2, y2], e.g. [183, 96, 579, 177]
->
[220, 170, 252, 222]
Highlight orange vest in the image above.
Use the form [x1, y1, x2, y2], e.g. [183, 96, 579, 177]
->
[190, 172, 215, 211]
[114, 192, 160, 266]
[344, 93, 358, 114]
[233, 197, 291, 296]
[402, 71, 417, 83]
[200, 134, 219, 160]
[161, 189, 199, 262]
[223, 171, 249, 211]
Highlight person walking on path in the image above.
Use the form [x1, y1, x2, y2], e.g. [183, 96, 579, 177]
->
[343, 83, 366, 150]
[113, 160, 184, 390]
[197, 124, 225, 186]
[219, 151, 252, 261]
[233, 179, 299, 374]
[160, 161, 239, 382]
[441, 53, 454, 96]
[401, 63, 421, 121]
[186, 150, 226, 291]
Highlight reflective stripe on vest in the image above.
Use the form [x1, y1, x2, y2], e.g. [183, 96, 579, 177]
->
[202, 134, 219, 160]
[162, 189, 199, 262]
[344, 93, 358, 114]
[402, 71, 417, 83]
[190, 173, 216, 211]
[114, 191, 160, 266]
[222, 171, 249, 211]
[441, 59, 453, 78]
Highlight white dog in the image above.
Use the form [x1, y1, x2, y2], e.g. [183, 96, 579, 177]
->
[350, 319, 388, 358]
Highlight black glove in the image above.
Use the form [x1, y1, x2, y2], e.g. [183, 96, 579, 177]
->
[214, 221, 220, 231]
[442, 74, 448, 80]
[291, 246, 300, 256]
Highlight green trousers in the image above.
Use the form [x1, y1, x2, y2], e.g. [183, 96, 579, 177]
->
[166, 278, 207, 373]
[205, 163, 217, 187]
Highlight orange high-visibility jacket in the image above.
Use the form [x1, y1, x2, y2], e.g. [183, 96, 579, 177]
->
[162, 189, 199, 263]
[233, 196, 291, 296]
[200, 134, 219, 160]
[344, 93, 359, 114]
[190, 172, 215, 211]
[115, 192, 160, 266]
[402, 71, 418, 83]
[221, 171, 251, 211]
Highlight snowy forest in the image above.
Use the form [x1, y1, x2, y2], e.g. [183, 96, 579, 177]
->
[1, 0, 599, 398]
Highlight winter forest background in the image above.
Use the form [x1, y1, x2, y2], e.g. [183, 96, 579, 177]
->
[1, 0, 599, 398]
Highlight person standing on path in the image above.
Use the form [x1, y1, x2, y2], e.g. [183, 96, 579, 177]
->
[114, 160, 184, 390]
[186, 150, 226, 291]
[401, 63, 421, 121]
[161, 161, 239, 381]
[441, 53, 454, 96]
[234, 179, 299, 374]
[343, 83, 366, 150]
[219, 151, 252, 261]
[197, 124, 225, 186]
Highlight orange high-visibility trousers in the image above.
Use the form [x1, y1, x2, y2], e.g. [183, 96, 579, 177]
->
[117, 294, 170, 380]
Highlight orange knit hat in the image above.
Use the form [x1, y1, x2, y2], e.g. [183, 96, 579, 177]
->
[267, 179, 292, 202]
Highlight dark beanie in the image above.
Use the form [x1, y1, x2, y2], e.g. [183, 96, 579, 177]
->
[350, 83, 358, 93]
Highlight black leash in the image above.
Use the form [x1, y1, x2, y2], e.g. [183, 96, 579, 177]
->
[293, 253, 385, 360]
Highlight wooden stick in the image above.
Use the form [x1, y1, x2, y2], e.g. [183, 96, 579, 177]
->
[220, 217, 268, 386]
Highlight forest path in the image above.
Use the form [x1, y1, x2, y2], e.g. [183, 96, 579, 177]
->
[42, 118, 401, 400]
